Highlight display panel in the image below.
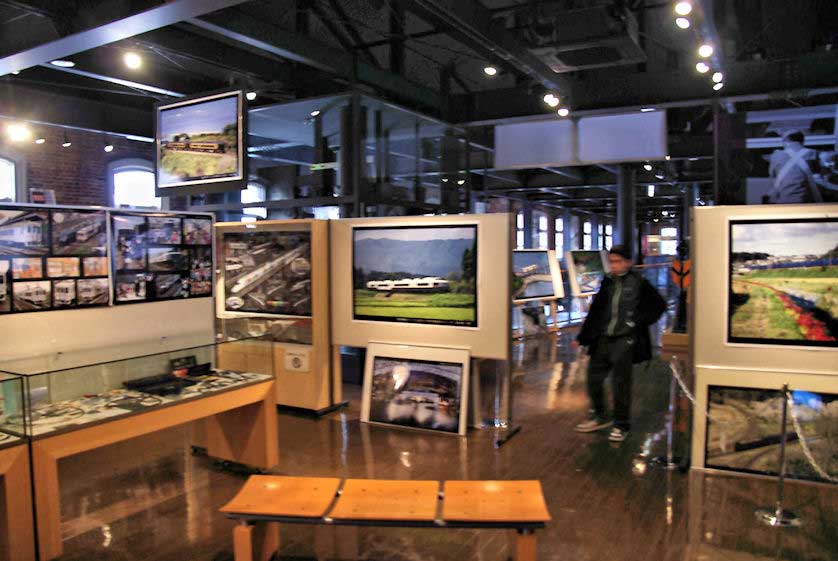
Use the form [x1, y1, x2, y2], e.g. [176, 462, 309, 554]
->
[512, 250, 563, 303]
[221, 230, 312, 316]
[706, 385, 837, 483]
[566, 250, 607, 296]
[352, 225, 477, 327]
[156, 90, 244, 190]
[728, 218, 837, 347]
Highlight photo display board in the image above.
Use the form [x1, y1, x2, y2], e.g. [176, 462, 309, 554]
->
[0, 206, 108, 314]
[156, 90, 245, 195]
[362, 343, 470, 436]
[111, 212, 213, 304]
[565, 250, 608, 297]
[512, 249, 563, 303]
[728, 217, 837, 347]
[221, 229, 312, 317]
[352, 225, 477, 327]
[705, 385, 837, 483]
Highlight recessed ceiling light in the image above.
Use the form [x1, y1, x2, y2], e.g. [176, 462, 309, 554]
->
[675, 17, 690, 29]
[543, 93, 560, 108]
[665, 155, 671, 161]
[245, 91, 257, 101]
[713, 82, 724, 91]
[643, 163, 653, 171]
[104, 143, 114, 153]
[640, 107, 656, 112]
[310, 110, 321, 117]
[557, 107, 570, 117]
[6, 123, 31, 142]
[123, 52, 142, 69]
[62, 134, 72, 148]
[695, 62, 710, 74]
[648, 185, 656, 197]
[698, 44, 714, 58]
[35, 137, 46, 144]
[50, 60, 75, 68]
[675, 2, 692, 16]
[483, 66, 498, 76]
[457, 179, 466, 185]
[712, 72, 724, 83]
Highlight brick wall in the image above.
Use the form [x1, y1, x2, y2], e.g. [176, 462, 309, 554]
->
[1, 123, 153, 206]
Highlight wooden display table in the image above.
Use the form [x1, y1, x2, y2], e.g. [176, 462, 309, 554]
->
[222, 475, 551, 561]
[0, 442, 35, 561]
[32, 380, 278, 561]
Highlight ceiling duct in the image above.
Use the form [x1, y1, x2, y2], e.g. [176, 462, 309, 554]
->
[525, 4, 646, 73]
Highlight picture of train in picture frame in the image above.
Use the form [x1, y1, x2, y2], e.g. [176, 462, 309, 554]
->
[51, 211, 106, 256]
[0, 209, 49, 256]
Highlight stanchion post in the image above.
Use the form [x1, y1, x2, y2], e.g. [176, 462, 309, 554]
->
[651, 356, 682, 470]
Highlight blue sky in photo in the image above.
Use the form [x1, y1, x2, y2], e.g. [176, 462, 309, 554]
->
[159, 96, 238, 140]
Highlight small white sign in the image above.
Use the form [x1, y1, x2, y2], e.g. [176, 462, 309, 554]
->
[284, 348, 310, 373]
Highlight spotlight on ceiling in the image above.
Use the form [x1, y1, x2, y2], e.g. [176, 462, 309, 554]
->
[655, 173, 665, 180]
[674, 2, 692, 16]
[712, 72, 724, 83]
[643, 163, 653, 172]
[557, 107, 570, 117]
[695, 62, 710, 74]
[713, 82, 724, 91]
[698, 44, 714, 58]
[457, 179, 466, 185]
[675, 17, 690, 29]
[245, 91, 257, 101]
[123, 52, 142, 69]
[103, 142, 114, 153]
[35, 137, 46, 144]
[483, 66, 498, 76]
[310, 110, 321, 117]
[665, 155, 671, 161]
[543, 93, 560, 108]
[648, 184, 656, 197]
[61, 134, 72, 148]
[6, 123, 31, 142]
[49, 59, 75, 68]
[640, 107, 656, 112]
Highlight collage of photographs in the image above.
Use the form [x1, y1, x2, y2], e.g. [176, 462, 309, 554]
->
[0, 206, 109, 314]
[111, 212, 213, 304]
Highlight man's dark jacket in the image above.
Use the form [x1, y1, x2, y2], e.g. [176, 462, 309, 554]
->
[577, 271, 668, 363]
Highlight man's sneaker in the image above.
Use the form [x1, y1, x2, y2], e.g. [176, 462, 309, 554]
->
[574, 417, 613, 433]
[608, 427, 628, 442]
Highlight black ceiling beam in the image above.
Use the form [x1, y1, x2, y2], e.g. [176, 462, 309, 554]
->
[356, 30, 441, 49]
[389, 1, 405, 75]
[188, 11, 442, 112]
[39, 64, 185, 98]
[0, 0, 252, 76]
[309, 2, 365, 63]
[325, 0, 379, 67]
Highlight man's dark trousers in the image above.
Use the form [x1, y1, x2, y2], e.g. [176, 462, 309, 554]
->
[587, 335, 634, 431]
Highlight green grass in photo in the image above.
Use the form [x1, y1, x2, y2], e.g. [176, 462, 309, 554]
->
[354, 289, 475, 322]
[730, 282, 803, 340]
[160, 151, 237, 179]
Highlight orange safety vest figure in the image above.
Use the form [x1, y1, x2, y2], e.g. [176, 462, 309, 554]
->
[670, 259, 691, 290]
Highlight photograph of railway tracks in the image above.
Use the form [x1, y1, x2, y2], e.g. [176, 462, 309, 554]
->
[51, 211, 106, 256]
[0, 208, 48, 256]
[157, 92, 240, 187]
[352, 226, 477, 327]
[222, 231, 312, 315]
[706, 386, 837, 483]
[729, 218, 837, 346]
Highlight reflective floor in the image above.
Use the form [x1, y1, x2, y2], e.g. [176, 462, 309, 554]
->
[57, 332, 837, 561]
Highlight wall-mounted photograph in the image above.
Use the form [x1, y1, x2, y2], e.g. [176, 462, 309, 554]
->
[115, 273, 147, 302]
[82, 257, 108, 277]
[729, 218, 837, 347]
[222, 231, 312, 316]
[112, 215, 147, 270]
[0, 260, 10, 313]
[77, 278, 110, 306]
[53, 279, 77, 308]
[352, 225, 478, 327]
[51, 211, 106, 256]
[566, 250, 607, 297]
[147, 216, 182, 245]
[47, 257, 80, 278]
[13, 280, 51, 311]
[12, 257, 42, 279]
[148, 247, 187, 272]
[0, 209, 49, 255]
[184, 218, 212, 245]
[154, 273, 186, 299]
[512, 250, 562, 303]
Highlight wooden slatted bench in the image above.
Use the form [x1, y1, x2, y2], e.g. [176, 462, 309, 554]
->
[221, 475, 551, 561]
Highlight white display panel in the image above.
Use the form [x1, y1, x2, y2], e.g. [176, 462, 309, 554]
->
[494, 119, 576, 169]
[577, 111, 667, 163]
[512, 249, 564, 303]
[330, 214, 511, 360]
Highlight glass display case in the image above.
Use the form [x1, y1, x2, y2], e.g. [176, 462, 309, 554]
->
[0, 373, 24, 447]
[0, 336, 273, 439]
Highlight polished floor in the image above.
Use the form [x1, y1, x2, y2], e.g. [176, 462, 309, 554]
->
[56, 333, 837, 561]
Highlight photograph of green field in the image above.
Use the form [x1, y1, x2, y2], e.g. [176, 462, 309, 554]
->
[157, 93, 240, 187]
[729, 219, 837, 346]
[353, 226, 477, 327]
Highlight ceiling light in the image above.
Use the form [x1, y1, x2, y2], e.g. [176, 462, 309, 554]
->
[698, 44, 714, 58]
[123, 52, 142, 70]
[695, 62, 710, 74]
[483, 66, 498, 76]
[675, 2, 692, 16]
[665, 155, 671, 161]
[11, 70, 19, 75]
[662, 210, 670, 217]
[245, 91, 257, 101]
[442, 178, 449, 183]
[35, 137, 46, 144]
[557, 107, 570, 117]
[655, 173, 665, 180]
[643, 163, 653, 171]
[712, 72, 724, 83]
[675, 17, 690, 29]
[543, 93, 559, 108]
[713, 82, 724, 91]
[6, 123, 31, 142]
[310, 110, 321, 117]
[104, 142, 114, 153]
[50, 59, 75, 68]
[457, 179, 466, 185]
[648, 185, 656, 197]
[62, 134, 71, 148]
[640, 107, 655, 112]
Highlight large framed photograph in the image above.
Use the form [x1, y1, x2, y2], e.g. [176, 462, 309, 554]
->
[51, 210, 106, 256]
[728, 218, 837, 347]
[512, 249, 563, 303]
[565, 250, 608, 297]
[156, 90, 245, 193]
[0, 208, 49, 255]
[12, 280, 51, 311]
[352, 225, 478, 327]
[362, 343, 470, 436]
[706, 385, 837, 483]
[222, 230, 312, 316]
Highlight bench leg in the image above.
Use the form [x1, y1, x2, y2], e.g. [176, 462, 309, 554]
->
[515, 529, 537, 561]
[233, 522, 280, 561]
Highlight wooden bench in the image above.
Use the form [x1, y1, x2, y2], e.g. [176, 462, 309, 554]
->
[221, 475, 551, 561]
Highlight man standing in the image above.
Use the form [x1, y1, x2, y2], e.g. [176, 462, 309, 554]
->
[573, 245, 667, 442]
[766, 130, 822, 204]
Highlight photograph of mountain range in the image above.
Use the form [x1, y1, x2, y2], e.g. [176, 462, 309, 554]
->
[352, 225, 477, 327]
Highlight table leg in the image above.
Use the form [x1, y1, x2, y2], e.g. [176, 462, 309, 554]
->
[31, 443, 62, 561]
[515, 529, 537, 561]
[233, 522, 280, 561]
[0, 446, 35, 561]
[205, 382, 279, 469]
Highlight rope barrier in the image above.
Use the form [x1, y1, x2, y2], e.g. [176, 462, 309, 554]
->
[785, 390, 837, 484]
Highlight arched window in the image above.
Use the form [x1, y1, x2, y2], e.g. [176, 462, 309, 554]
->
[241, 181, 267, 221]
[108, 159, 159, 209]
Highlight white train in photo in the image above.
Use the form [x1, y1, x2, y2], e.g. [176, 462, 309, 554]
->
[0, 218, 45, 247]
[366, 277, 450, 293]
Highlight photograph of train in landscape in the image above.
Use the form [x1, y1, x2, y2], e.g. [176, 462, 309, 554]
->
[51, 211, 106, 255]
[12, 257, 42, 279]
[0, 209, 48, 255]
[729, 218, 837, 347]
[513, 250, 559, 302]
[147, 216, 182, 245]
[148, 248, 187, 272]
[52, 279, 76, 308]
[157, 92, 241, 188]
[13, 280, 50, 311]
[352, 225, 477, 327]
[368, 357, 464, 434]
[77, 278, 109, 306]
[222, 231, 312, 315]
[706, 385, 837, 483]
[567, 250, 607, 296]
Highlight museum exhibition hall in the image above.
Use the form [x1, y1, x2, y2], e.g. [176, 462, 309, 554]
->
[0, 1, 836, 560]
